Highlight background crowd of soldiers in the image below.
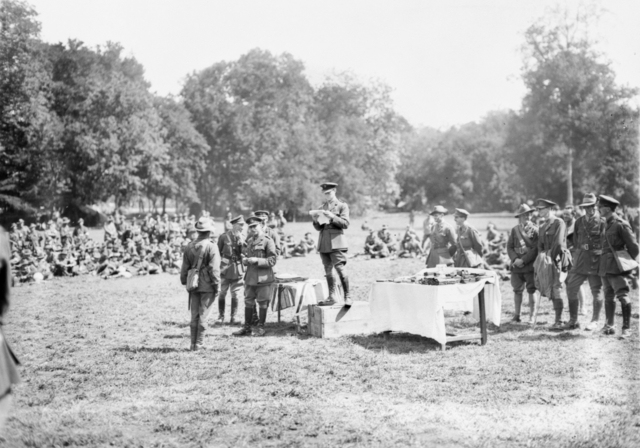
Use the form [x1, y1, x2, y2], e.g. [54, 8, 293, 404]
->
[5, 208, 318, 285]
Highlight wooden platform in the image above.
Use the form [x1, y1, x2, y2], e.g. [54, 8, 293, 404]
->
[308, 301, 371, 338]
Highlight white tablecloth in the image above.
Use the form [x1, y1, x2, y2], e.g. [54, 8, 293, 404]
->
[369, 271, 501, 345]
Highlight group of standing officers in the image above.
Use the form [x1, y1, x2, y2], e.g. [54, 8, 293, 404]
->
[423, 193, 638, 338]
[181, 182, 351, 350]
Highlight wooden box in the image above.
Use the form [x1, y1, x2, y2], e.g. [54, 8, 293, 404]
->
[308, 301, 372, 338]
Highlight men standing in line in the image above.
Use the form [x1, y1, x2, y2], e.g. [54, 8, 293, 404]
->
[425, 206, 457, 268]
[312, 182, 352, 306]
[597, 195, 639, 338]
[180, 218, 220, 351]
[217, 216, 246, 325]
[506, 204, 539, 324]
[563, 194, 605, 330]
[233, 216, 277, 337]
[534, 199, 568, 330]
[452, 209, 485, 268]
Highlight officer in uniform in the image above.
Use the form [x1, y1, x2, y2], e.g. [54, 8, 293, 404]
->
[217, 215, 246, 325]
[312, 182, 352, 306]
[452, 209, 485, 268]
[534, 199, 568, 330]
[597, 195, 639, 338]
[506, 204, 539, 324]
[254, 210, 281, 256]
[180, 218, 220, 351]
[563, 193, 606, 330]
[233, 215, 277, 337]
[425, 205, 457, 268]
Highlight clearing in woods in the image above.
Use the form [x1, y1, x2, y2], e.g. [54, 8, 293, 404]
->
[3, 212, 639, 447]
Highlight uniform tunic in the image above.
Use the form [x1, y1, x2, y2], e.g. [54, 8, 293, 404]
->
[425, 221, 457, 268]
[218, 231, 245, 281]
[313, 198, 350, 253]
[534, 216, 566, 299]
[506, 223, 539, 273]
[571, 214, 606, 276]
[243, 234, 277, 305]
[454, 225, 484, 268]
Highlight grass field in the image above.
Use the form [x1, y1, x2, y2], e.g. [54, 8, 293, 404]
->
[3, 212, 639, 447]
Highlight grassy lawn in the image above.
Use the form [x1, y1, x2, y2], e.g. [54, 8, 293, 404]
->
[3, 212, 639, 447]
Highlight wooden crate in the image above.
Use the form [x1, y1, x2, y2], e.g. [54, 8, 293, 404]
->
[308, 302, 372, 338]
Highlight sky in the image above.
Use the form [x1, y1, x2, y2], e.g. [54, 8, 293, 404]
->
[28, 0, 640, 129]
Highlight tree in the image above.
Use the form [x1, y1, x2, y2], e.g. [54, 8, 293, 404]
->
[517, 3, 639, 205]
[0, 0, 60, 211]
[46, 40, 168, 209]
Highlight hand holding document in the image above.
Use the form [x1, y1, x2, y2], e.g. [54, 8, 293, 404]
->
[309, 210, 331, 225]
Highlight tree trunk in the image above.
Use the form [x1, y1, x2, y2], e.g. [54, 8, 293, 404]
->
[162, 196, 167, 215]
[566, 145, 573, 206]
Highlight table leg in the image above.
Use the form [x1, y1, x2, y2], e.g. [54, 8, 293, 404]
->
[277, 284, 283, 323]
[479, 288, 487, 345]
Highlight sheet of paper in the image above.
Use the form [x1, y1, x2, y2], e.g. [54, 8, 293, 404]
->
[309, 210, 330, 225]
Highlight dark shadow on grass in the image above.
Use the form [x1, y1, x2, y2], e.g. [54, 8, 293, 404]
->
[161, 320, 190, 328]
[519, 331, 587, 342]
[347, 332, 481, 353]
[163, 334, 186, 339]
[114, 346, 184, 353]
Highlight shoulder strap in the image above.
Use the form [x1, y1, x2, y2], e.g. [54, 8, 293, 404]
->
[514, 224, 532, 247]
[194, 242, 206, 270]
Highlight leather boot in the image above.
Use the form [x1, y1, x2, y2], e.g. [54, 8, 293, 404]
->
[340, 274, 353, 306]
[528, 293, 539, 325]
[561, 300, 580, 330]
[196, 323, 205, 349]
[601, 300, 616, 335]
[190, 324, 197, 351]
[513, 292, 523, 322]
[549, 299, 564, 331]
[585, 297, 603, 330]
[253, 307, 268, 337]
[217, 295, 225, 324]
[318, 275, 337, 306]
[229, 297, 238, 325]
[620, 303, 632, 339]
[252, 304, 259, 326]
[233, 307, 253, 336]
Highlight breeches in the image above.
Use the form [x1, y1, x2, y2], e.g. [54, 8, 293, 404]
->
[244, 285, 271, 309]
[601, 275, 632, 306]
[189, 292, 214, 329]
[565, 272, 602, 303]
[511, 271, 536, 294]
[220, 278, 243, 301]
[320, 251, 348, 277]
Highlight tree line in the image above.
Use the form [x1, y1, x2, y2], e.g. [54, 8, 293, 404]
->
[1, 0, 637, 221]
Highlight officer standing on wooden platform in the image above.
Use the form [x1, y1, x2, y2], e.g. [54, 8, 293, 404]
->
[233, 216, 277, 337]
[312, 182, 353, 307]
[217, 215, 246, 325]
[597, 195, 639, 338]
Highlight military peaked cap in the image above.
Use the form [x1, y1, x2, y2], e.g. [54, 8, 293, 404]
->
[578, 193, 597, 207]
[535, 198, 557, 209]
[230, 215, 245, 225]
[246, 215, 263, 227]
[430, 205, 448, 215]
[320, 182, 338, 191]
[454, 208, 470, 218]
[514, 204, 534, 217]
[598, 195, 620, 209]
[254, 210, 269, 217]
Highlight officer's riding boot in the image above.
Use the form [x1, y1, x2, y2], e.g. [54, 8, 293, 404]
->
[233, 307, 253, 336]
[190, 324, 198, 351]
[340, 275, 353, 306]
[249, 303, 258, 325]
[561, 299, 580, 330]
[549, 299, 564, 331]
[620, 303, 632, 339]
[318, 275, 337, 306]
[253, 307, 268, 337]
[585, 296, 603, 330]
[217, 296, 225, 324]
[512, 292, 523, 322]
[528, 293, 539, 325]
[229, 297, 238, 325]
[601, 300, 616, 335]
